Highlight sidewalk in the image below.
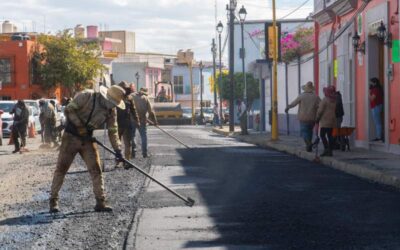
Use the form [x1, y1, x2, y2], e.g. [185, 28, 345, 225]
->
[213, 126, 400, 189]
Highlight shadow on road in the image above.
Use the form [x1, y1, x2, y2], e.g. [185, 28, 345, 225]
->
[174, 145, 400, 249]
[0, 210, 96, 226]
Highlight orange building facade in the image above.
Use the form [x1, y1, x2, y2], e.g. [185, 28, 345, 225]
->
[0, 38, 61, 101]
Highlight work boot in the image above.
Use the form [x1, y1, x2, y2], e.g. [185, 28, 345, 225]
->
[142, 152, 148, 158]
[94, 199, 113, 212]
[304, 139, 312, 152]
[49, 198, 60, 213]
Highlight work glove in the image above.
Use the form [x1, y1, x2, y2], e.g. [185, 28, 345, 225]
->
[78, 127, 88, 137]
[115, 149, 124, 163]
[284, 107, 289, 113]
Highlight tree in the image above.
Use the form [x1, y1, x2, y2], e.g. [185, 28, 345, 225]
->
[210, 71, 260, 109]
[34, 30, 105, 95]
[281, 27, 314, 63]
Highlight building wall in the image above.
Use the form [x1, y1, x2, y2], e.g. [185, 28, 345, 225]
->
[99, 31, 135, 53]
[0, 40, 60, 100]
[315, 0, 400, 153]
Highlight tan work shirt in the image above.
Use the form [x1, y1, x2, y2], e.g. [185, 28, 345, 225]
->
[65, 90, 121, 150]
[131, 93, 157, 125]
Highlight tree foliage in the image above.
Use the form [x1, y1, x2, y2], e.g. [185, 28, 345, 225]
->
[34, 30, 105, 94]
[209, 71, 260, 108]
[281, 27, 314, 63]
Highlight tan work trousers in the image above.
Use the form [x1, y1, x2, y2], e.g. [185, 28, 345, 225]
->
[119, 127, 132, 160]
[50, 132, 105, 201]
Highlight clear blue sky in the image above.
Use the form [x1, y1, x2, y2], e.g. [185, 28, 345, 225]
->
[1, 0, 313, 61]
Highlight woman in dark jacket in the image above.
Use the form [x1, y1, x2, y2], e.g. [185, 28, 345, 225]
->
[11, 100, 29, 153]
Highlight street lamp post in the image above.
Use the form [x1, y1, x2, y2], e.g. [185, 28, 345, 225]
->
[199, 61, 204, 124]
[211, 39, 217, 107]
[135, 72, 140, 89]
[228, 0, 237, 132]
[239, 5, 247, 130]
[217, 21, 224, 129]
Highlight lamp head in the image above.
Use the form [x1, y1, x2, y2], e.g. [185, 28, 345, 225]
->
[217, 21, 224, 34]
[239, 5, 247, 22]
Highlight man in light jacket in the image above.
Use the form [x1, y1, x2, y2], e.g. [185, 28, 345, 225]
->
[285, 81, 321, 152]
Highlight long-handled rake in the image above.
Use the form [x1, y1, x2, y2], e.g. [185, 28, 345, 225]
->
[147, 119, 191, 149]
[94, 138, 195, 207]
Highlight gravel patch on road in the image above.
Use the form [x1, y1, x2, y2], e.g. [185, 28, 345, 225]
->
[0, 134, 150, 249]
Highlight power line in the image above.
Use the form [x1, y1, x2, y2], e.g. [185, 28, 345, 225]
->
[288, 0, 371, 67]
[279, 0, 311, 19]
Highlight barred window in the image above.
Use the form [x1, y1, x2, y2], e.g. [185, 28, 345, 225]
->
[0, 58, 12, 86]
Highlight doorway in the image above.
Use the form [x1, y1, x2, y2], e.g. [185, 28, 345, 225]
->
[367, 35, 385, 143]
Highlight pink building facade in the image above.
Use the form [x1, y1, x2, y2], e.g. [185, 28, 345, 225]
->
[313, 0, 400, 153]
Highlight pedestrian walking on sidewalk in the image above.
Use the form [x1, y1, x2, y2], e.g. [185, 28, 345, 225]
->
[10, 100, 29, 153]
[131, 87, 157, 159]
[49, 85, 126, 213]
[237, 99, 248, 135]
[116, 81, 139, 163]
[369, 77, 384, 142]
[316, 85, 337, 157]
[285, 81, 321, 152]
[213, 103, 220, 126]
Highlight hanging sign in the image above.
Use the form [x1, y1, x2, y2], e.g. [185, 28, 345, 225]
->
[265, 22, 281, 62]
[357, 14, 363, 36]
[392, 40, 400, 63]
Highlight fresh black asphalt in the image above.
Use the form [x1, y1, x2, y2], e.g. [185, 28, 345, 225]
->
[142, 126, 400, 250]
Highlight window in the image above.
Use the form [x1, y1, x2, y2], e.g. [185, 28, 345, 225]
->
[174, 76, 184, 94]
[0, 58, 12, 86]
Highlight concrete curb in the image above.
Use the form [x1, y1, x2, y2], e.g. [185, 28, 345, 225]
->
[213, 129, 400, 190]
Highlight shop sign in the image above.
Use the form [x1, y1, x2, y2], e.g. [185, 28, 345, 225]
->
[392, 40, 400, 63]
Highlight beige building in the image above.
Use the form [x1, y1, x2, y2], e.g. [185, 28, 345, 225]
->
[99, 30, 135, 53]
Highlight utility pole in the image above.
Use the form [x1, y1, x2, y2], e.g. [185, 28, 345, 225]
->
[190, 60, 194, 125]
[212, 39, 217, 106]
[199, 61, 204, 124]
[228, 0, 237, 132]
[271, 0, 279, 140]
[239, 5, 248, 130]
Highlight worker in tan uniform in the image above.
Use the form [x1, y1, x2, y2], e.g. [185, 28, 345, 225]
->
[130, 87, 157, 159]
[116, 81, 139, 163]
[49, 85, 125, 213]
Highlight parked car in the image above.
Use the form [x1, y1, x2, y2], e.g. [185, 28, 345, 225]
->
[182, 107, 192, 119]
[0, 101, 36, 138]
[24, 100, 42, 133]
[0, 101, 17, 138]
[202, 107, 214, 124]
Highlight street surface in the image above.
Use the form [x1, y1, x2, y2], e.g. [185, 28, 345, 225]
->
[1, 126, 400, 249]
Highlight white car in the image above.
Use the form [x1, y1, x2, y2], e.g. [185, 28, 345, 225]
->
[0, 101, 17, 138]
[24, 100, 42, 133]
[0, 101, 35, 138]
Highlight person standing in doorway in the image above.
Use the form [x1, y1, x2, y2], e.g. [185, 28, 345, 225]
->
[316, 85, 337, 157]
[369, 77, 384, 142]
[285, 81, 321, 152]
